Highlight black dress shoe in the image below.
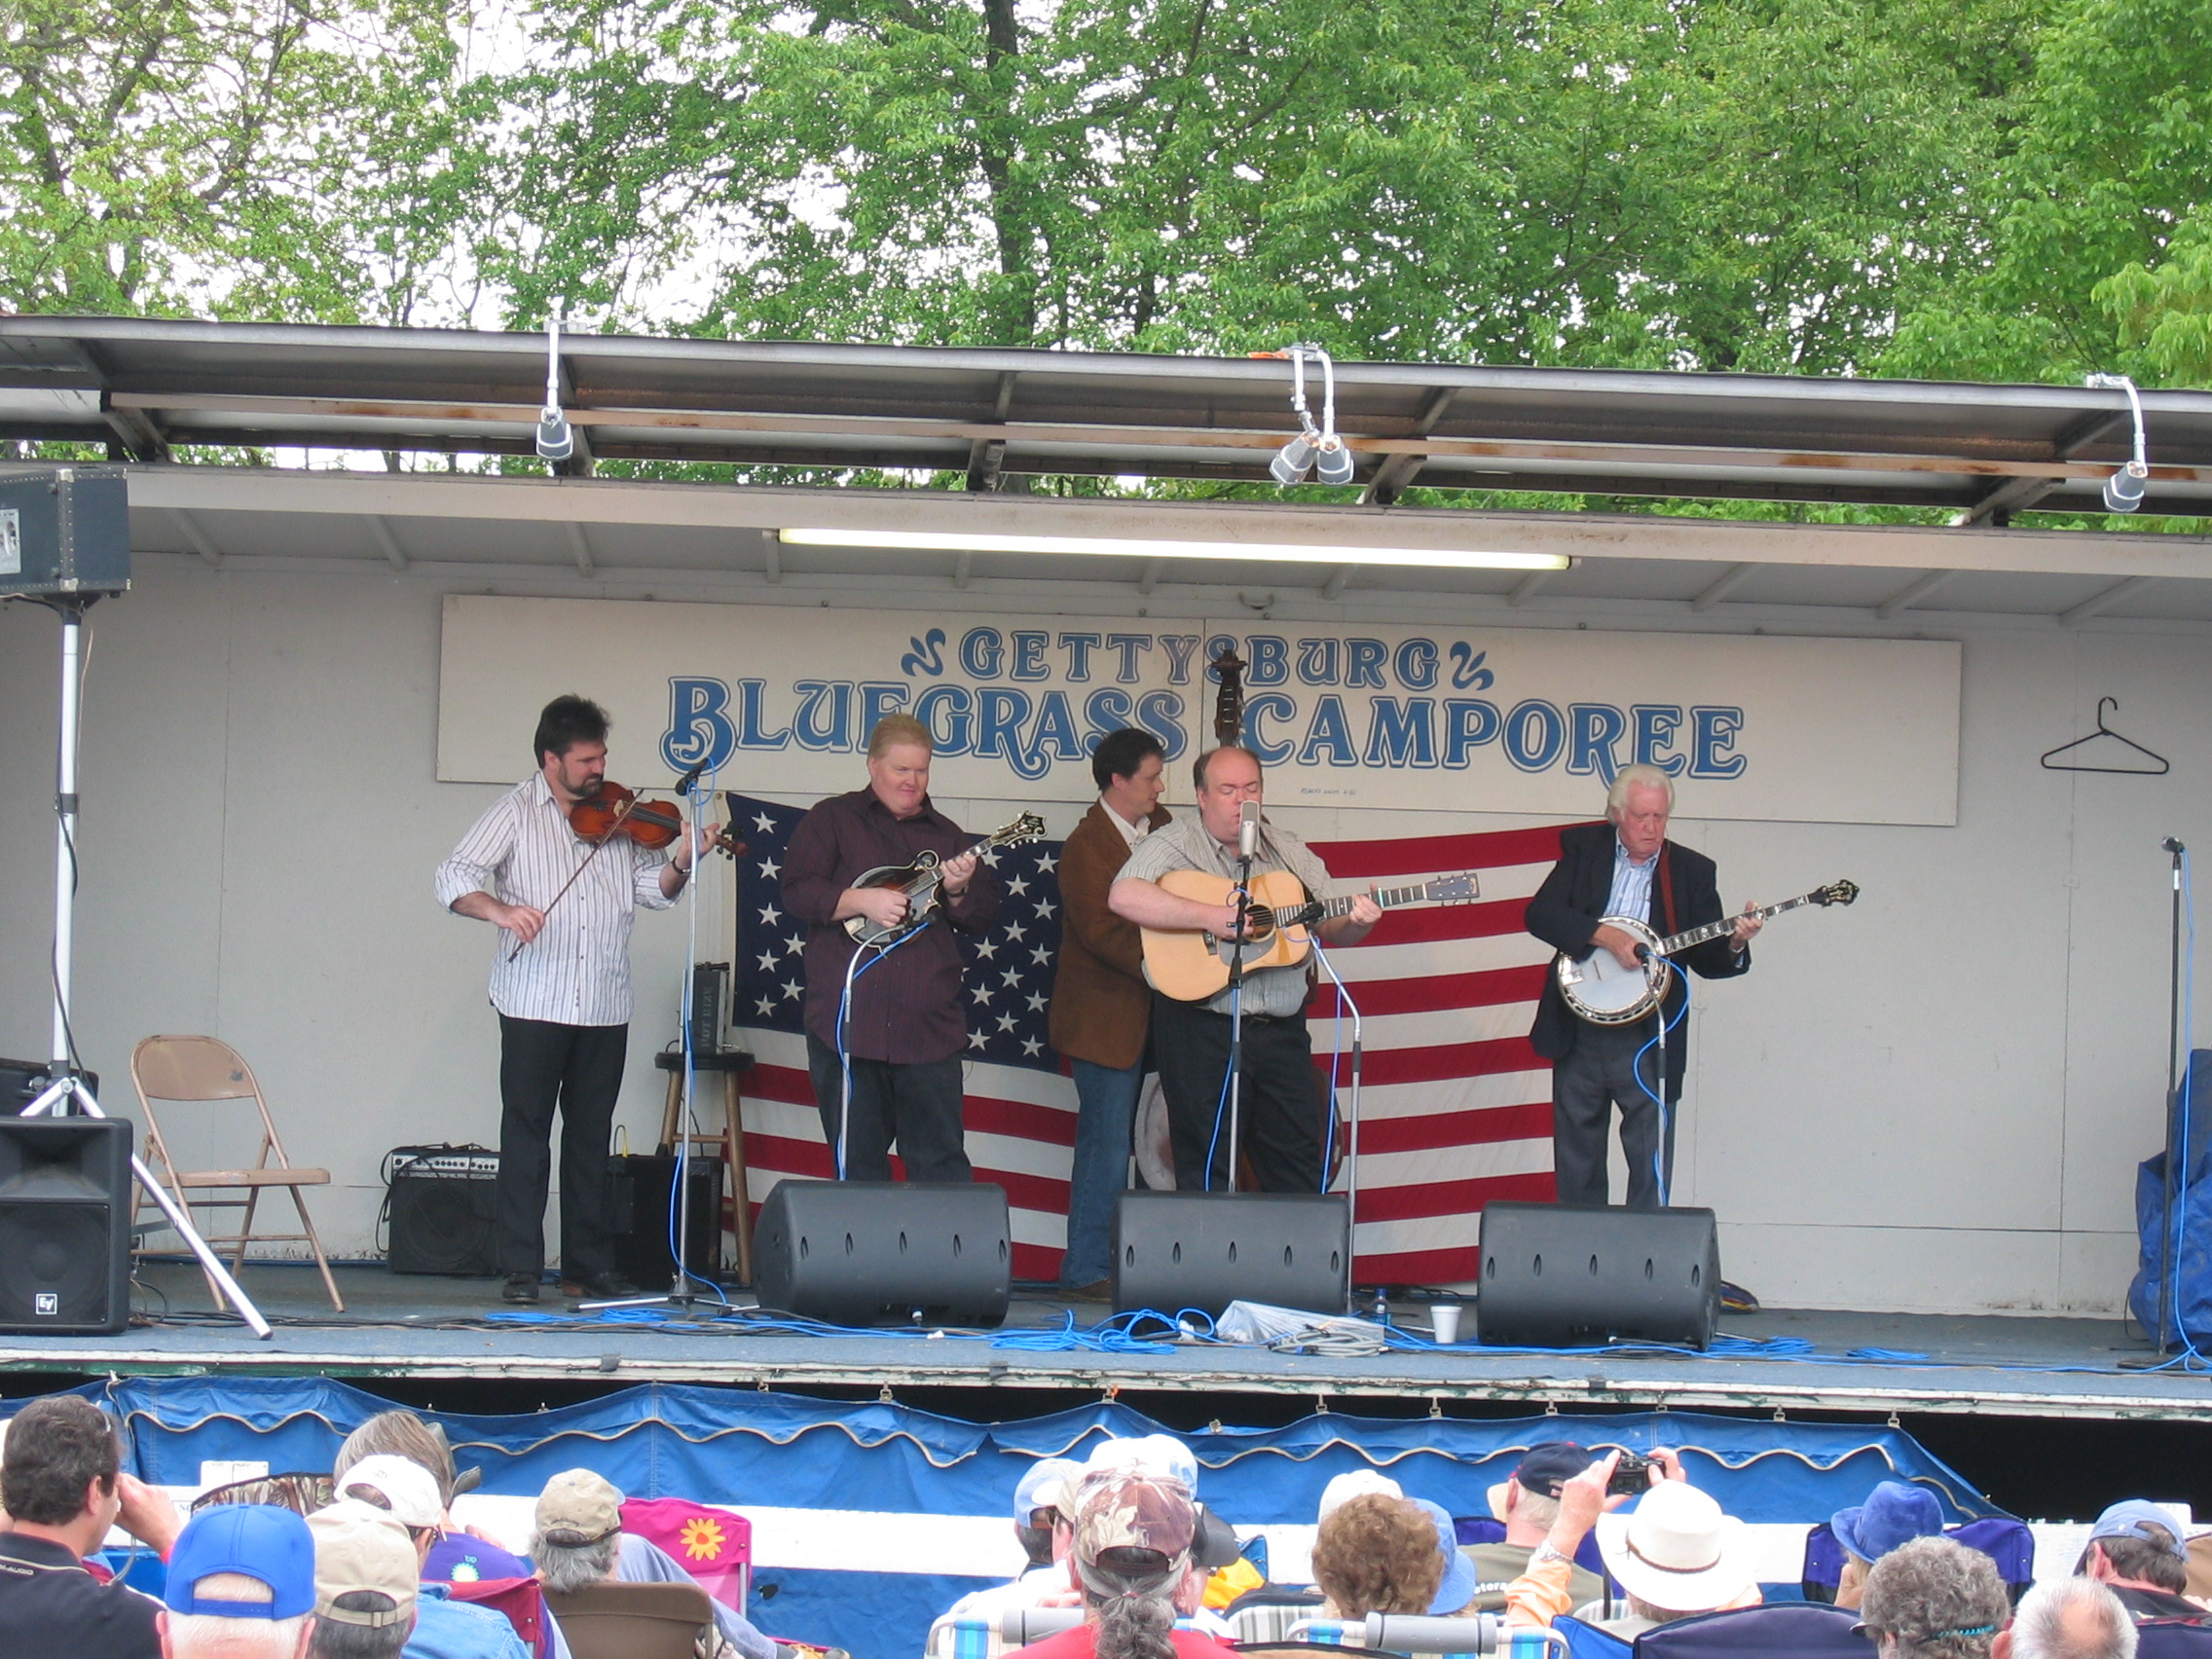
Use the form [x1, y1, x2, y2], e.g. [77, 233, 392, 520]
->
[500, 1272, 540, 1305]
[562, 1272, 645, 1301]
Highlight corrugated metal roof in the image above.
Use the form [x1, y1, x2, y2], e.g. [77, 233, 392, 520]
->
[4, 315, 2209, 517]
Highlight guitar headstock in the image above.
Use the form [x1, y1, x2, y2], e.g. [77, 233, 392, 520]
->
[1813, 878, 1861, 907]
[1427, 871, 1482, 903]
[993, 812, 1048, 849]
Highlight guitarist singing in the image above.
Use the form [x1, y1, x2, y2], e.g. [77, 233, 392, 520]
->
[783, 714, 999, 1182]
[1110, 746, 1381, 1193]
[1526, 764, 1761, 1212]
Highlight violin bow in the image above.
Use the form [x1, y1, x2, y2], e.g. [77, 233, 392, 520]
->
[503, 793, 644, 963]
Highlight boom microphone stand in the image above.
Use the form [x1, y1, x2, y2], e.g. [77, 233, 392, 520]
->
[18, 596, 271, 1339]
[1221, 803, 1260, 1192]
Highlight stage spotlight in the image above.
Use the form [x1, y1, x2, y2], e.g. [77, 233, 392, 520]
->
[535, 305, 573, 463]
[1271, 433, 1316, 485]
[1256, 343, 1354, 489]
[2085, 373, 2148, 514]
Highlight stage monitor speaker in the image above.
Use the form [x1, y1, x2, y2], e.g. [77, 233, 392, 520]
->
[610, 1152, 723, 1285]
[754, 1179, 1011, 1326]
[0, 467, 130, 599]
[0, 1116, 132, 1335]
[384, 1145, 499, 1276]
[1476, 1200, 1719, 1350]
[1112, 1191, 1348, 1318]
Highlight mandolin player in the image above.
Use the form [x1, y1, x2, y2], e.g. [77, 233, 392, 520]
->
[782, 714, 999, 1184]
[1109, 745, 1381, 1194]
[1525, 764, 1761, 1214]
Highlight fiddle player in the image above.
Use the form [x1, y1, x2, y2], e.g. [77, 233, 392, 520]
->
[434, 694, 718, 1305]
[782, 714, 1000, 1183]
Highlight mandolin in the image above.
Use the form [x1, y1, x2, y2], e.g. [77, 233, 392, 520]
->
[841, 812, 1048, 948]
[1140, 867, 1480, 1003]
[1555, 877, 1860, 1024]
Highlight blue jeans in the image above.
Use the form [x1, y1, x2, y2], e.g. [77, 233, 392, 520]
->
[1061, 1056, 1145, 1287]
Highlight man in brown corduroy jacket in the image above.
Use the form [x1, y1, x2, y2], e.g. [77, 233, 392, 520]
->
[1049, 727, 1171, 1297]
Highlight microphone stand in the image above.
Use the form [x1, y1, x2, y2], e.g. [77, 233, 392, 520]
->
[1223, 843, 1252, 1194]
[2161, 836, 2187, 1348]
[1309, 938, 1363, 1315]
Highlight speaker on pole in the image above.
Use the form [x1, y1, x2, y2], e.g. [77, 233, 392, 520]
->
[754, 1179, 1012, 1326]
[1112, 1191, 1348, 1318]
[1476, 1200, 1720, 1350]
[0, 1116, 132, 1335]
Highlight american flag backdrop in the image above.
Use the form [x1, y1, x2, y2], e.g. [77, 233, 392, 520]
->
[727, 793, 1573, 1285]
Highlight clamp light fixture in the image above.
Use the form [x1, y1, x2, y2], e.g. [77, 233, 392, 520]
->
[535, 303, 574, 463]
[2085, 373, 2149, 513]
[774, 527, 1567, 573]
[1260, 345, 1355, 486]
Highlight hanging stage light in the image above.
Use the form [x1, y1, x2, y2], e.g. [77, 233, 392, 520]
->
[2085, 373, 2149, 513]
[535, 305, 573, 463]
[1258, 344, 1351, 488]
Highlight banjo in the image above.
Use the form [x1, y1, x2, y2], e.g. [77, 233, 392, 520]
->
[1555, 878, 1860, 1024]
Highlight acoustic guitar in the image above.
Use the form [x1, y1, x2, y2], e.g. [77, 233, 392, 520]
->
[1140, 867, 1480, 1003]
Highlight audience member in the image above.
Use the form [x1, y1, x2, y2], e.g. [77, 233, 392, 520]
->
[0, 1393, 179, 1659]
[1833, 1483, 1948, 1610]
[1404, 1499, 1477, 1616]
[1858, 1535, 2009, 1659]
[926, 1458, 1084, 1655]
[1505, 1449, 1760, 1639]
[1994, 1577, 2137, 1659]
[1309, 1494, 1441, 1621]
[158, 1503, 315, 1659]
[2075, 1503, 2204, 1623]
[307, 1505, 420, 1659]
[313, 1489, 525, 1659]
[1464, 1444, 1606, 1615]
[1011, 1469, 1237, 1659]
[1316, 1471, 1400, 1520]
[334, 1414, 519, 1586]
[157, 1502, 316, 1659]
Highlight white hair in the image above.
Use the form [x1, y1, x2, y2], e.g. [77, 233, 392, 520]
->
[2008, 1577, 2136, 1659]
[1605, 764, 1676, 817]
[164, 1611, 312, 1658]
[533, 1530, 622, 1593]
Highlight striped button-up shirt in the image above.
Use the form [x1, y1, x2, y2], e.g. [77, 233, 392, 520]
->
[434, 774, 675, 1026]
[1605, 836, 1658, 924]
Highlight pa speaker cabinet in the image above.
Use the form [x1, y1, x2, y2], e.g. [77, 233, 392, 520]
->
[754, 1179, 1011, 1326]
[1112, 1190, 1348, 1318]
[0, 1116, 132, 1335]
[610, 1152, 723, 1285]
[1477, 1200, 1720, 1350]
[0, 468, 130, 599]
[385, 1146, 499, 1276]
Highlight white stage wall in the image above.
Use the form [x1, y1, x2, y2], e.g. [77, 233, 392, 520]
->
[0, 559, 2201, 1316]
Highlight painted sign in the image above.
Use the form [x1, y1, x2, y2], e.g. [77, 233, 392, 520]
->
[436, 596, 1959, 824]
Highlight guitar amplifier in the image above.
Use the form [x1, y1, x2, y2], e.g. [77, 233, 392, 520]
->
[609, 1152, 723, 1285]
[384, 1145, 499, 1276]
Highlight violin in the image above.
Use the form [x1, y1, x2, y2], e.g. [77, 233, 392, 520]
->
[507, 782, 744, 962]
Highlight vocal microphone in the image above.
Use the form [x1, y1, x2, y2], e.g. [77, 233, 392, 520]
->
[672, 756, 711, 794]
[1237, 799, 1260, 861]
[2164, 836, 2187, 855]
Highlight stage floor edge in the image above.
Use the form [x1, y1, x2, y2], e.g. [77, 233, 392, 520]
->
[1, 1264, 2202, 1422]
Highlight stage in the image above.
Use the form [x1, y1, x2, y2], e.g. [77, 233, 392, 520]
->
[5, 1260, 2202, 1423]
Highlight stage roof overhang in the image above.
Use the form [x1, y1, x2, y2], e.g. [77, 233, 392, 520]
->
[6, 316, 2212, 626]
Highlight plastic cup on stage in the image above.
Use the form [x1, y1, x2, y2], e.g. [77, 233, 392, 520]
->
[1431, 1303, 1461, 1345]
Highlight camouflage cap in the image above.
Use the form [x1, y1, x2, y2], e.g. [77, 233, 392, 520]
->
[1070, 1470, 1197, 1595]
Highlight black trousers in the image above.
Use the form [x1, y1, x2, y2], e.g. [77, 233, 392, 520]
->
[1550, 1016, 1677, 1209]
[805, 1035, 971, 1183]
[496, 1014, 627, 1277]
[1151, 994, 1326, 1194]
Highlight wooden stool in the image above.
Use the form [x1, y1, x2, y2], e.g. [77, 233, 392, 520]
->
[652, 1049, 756, 1284]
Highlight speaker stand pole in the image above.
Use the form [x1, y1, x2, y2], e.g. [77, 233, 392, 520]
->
[1310, 940, 1362, 1315]
[18, 597, 272, 1340]
[2161, 836, 2187, 1349]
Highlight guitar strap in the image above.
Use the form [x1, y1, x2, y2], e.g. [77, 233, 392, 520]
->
[1657, 841, 1677, 935]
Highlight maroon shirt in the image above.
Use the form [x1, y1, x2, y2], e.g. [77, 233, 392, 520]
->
[783, 788, 1000, 1064]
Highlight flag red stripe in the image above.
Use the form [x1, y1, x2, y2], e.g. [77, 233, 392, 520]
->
[1352, 1169, 1556, 1224]
[1309, 824, 1586, 877]
[1344, 1100, 1553, 1154]
[1357, 1034, 1543, 1086]
[1309, 963, 1549, 1018]
[1349, 897, 1537, 945]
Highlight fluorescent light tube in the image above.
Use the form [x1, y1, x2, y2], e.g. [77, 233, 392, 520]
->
[776, 528, 1568, 571]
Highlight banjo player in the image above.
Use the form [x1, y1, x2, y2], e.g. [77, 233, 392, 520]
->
[1524, 764, 1763, 1212]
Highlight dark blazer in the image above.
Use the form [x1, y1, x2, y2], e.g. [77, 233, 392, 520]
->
[1524, 820, 1750, 1097]
[1049, 799, 1172, 1069]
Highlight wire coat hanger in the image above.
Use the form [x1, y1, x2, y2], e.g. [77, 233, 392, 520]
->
[2041, 696, 2170, 775]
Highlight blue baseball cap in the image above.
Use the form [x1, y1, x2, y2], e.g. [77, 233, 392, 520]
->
[1408, 1497, 1478, 1616]
[2089, 1500, 2188, 1560]
[1014, 1457, 1082, 1522]
[164, 1503, 316, 1619]
[1831, 1482, 1944, 1565]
